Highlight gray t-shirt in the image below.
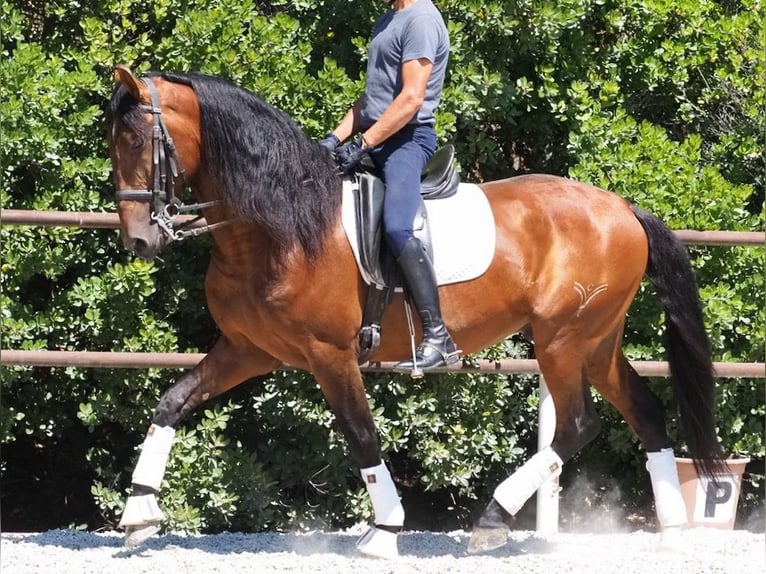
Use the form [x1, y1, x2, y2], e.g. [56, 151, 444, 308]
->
[359, 0, 449, 128]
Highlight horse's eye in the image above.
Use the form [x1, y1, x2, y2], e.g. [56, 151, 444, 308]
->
[128, 132, 145, 152]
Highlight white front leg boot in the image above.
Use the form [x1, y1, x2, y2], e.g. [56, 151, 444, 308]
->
[646, 448, 688, 551]
[356, 460, 404, 559]
[119, 424, 175, 546]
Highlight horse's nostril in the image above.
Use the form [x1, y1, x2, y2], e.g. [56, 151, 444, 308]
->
[131, 238, 152, 259]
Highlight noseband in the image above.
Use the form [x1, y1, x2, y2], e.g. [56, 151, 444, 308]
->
[114, 77, 227, 241]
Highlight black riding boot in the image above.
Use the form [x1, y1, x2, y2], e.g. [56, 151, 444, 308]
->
[393, 237, 460, 373]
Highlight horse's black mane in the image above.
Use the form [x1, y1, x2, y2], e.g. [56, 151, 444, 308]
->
[108, 71, 342, 262]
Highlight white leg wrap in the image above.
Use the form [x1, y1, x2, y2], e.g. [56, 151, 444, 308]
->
[131, 424, 175, 491]
[119, 493, 165, 527]
[494, 446, 563, 516]
[646, 448, 688, 528]
[357, 461, 403, 559]
[360, 461, 404, 527]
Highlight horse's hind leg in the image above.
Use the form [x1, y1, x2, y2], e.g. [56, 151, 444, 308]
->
[468, 344, 601, 554]
[587, 344, 688, 548]
[120, 337, 280, 547]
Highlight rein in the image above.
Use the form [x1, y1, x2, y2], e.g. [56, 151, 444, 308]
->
[114, 77, 230, 241]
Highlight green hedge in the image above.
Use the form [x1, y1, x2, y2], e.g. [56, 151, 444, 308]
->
[1, 0, 763, 533]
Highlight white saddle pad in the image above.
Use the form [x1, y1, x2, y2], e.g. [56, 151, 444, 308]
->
[341, 181, 496, 286]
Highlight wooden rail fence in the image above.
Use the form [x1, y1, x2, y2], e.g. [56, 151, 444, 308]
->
[1, 208, 763, 376]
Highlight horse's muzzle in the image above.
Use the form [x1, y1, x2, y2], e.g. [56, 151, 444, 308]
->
[121, 226, 166, 260]
[128, 237, 155, 260]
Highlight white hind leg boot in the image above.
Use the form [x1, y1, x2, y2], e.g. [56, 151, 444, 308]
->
[647, 448, 688, 551]
[493, 446, 564, 516]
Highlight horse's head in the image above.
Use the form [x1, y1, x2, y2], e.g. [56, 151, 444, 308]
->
[108, 65, 202, 259]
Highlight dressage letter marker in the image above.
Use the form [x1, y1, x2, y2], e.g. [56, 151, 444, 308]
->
[696, 476, 737, 523]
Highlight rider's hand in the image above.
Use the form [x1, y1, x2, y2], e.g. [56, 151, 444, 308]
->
[335, 136, 369, 175]
[318, 133, 340, 154]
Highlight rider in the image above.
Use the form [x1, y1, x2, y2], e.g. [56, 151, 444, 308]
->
[320, 0, 458, 372]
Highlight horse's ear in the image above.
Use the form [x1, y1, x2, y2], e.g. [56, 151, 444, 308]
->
[114, 65, 150, 104]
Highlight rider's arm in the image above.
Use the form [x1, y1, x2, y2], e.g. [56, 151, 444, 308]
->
[360, 57, 432, 149]
[330, 96, 365, 143]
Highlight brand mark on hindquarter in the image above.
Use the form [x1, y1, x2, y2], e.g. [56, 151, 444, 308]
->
[574, 282, 608, 317]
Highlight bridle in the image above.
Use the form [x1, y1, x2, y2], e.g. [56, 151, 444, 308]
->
[114, 76, 228, 241]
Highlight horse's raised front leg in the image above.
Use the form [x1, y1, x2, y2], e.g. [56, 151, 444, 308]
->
[309, 349, 403, 559]
[119, 337, 280, 547]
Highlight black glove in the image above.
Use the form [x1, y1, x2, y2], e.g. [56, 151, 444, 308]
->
[318, 133, 340, 153]
[335, 136, 369, 175]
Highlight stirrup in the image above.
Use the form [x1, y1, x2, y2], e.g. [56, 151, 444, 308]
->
[393, 341, 461, 378]
[419, 341, 461, 366]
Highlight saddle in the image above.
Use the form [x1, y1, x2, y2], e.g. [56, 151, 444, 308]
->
[352, 145, 460, 364]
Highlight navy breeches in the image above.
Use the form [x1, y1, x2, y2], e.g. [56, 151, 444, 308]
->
[368, 124, 437, 257]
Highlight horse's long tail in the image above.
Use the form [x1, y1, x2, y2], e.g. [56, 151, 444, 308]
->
[631, 205, 726, 478]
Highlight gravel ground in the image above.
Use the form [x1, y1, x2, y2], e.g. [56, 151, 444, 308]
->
[1, 526, 763, 574]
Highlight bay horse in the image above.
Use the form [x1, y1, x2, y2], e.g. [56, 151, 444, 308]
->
[107, 65, 724, 557]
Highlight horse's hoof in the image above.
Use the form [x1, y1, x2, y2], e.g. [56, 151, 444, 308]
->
[467, 524, 509, 554]
[656, 526, 684, 553]
[356, 526, 399, 559]
[124, 523, 161, 548]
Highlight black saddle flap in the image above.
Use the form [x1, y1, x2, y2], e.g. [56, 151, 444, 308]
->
[421, 145, 459, 199]
[355, 175, 386, 287]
